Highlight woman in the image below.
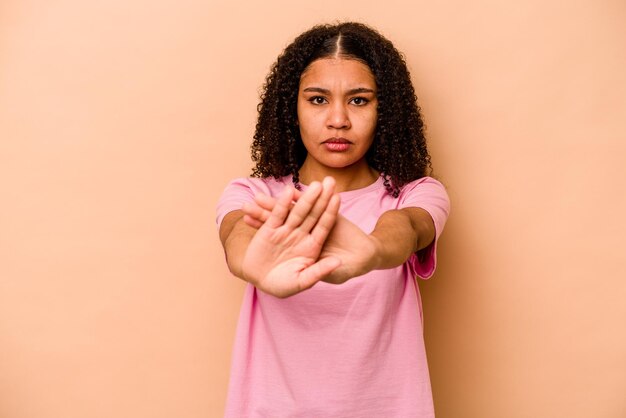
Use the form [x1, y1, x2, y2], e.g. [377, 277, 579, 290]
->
[217, 22, 450, 417]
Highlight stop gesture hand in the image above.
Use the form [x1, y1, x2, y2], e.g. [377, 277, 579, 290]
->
[240, 177, 342, 297]
[243, 179, 379, 285]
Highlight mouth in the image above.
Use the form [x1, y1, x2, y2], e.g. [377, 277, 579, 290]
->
[322, 137, 352, 152]
[323, 137, 352, 144]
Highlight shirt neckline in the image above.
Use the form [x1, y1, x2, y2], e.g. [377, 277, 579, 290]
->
[293, 175, 384, 199]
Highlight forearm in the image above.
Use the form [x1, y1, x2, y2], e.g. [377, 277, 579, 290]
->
[369, 207, 435, 270]
[219, 211, 256, 281]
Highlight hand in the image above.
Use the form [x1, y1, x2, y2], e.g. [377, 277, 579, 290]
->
[317, 212, 379, 284]
[241, 177, 342, 297]
[243, 181, 380, 285]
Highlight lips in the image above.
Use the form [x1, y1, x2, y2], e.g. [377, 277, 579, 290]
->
[323, 137, 351, 144]
[323, 137, 352, 152]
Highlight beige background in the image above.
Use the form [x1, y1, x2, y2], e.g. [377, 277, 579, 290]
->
[1, 0, 625, 417]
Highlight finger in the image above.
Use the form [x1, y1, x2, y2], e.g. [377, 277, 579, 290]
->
[242, 214, 263, 229]
[255, 187, 303, 212]
[311, 193, 340, 244]
[253, 192, 276, 213]
[252, 192, 297, 226]
[265, 186, 294, 228]
[284, 181, 323, 229]
[296, 256, 342, 291]
[299, 176, 336, 232]
[243, 199, 271, 223]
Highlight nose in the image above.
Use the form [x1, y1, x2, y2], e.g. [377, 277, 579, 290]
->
[326, 102, 351, 130]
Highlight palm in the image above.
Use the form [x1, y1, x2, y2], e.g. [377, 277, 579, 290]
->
[240, 179, 341, 298]
[242, 184, 379, 286]
[242, 221, 327, 297]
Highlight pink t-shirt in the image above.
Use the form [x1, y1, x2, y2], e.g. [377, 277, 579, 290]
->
[216, 175, 450, 418]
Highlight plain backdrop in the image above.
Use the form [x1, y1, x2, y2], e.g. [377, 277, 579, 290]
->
[1, 0, 625, 417]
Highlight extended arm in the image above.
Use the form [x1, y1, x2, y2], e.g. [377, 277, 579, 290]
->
[369, 207, 435, 270]
[219, 210, 256, 280]
[243, 188, 436, 284]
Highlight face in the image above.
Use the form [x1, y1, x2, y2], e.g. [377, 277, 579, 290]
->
[296, 58, 378, 178]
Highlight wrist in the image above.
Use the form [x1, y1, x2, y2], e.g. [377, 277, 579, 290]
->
[368, 234, 386, 270]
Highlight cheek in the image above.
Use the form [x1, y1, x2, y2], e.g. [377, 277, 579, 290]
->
[298, 112, 322, 137]
[297, 121, 316, 146]
[357, 111, 377, 136]
[369, 112, 378, 136]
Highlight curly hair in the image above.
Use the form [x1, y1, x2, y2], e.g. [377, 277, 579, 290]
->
[251, 22, 432, 197]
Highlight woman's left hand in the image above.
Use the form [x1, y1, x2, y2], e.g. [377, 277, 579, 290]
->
[243, 182, 380, 284]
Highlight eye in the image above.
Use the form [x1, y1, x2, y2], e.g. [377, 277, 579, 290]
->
[350, 97, 369, 106]
[308, 96, 327, 105]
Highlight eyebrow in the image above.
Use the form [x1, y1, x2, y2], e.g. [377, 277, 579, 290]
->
[302, 87, 376, 95]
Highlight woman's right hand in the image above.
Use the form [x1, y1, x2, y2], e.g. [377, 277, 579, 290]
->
[240, 177, 342, 298]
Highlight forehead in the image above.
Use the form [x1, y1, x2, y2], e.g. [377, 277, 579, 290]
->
[299, 58, 376, 88]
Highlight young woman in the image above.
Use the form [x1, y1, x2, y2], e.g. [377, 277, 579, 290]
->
[216, 22, 450, 417]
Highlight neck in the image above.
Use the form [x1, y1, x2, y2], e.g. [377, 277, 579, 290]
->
[298, 161, 379, 193]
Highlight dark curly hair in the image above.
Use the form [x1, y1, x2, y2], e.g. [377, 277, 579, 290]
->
[251, 22, 432, 197]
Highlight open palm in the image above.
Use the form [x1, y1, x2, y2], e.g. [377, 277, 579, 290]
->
[242, 180, 379, 286]
[241, 178, 342, 297]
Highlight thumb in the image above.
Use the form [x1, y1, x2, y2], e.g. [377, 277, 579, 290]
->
[296, 256, 342, 291]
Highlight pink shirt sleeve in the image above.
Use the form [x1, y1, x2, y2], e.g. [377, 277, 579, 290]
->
[398, 177, 450, 279]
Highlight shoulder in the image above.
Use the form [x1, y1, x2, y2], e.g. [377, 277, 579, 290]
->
[222, 176, 292, 197]
[397, 177, 449, 203]
[396, 176, 450, 223]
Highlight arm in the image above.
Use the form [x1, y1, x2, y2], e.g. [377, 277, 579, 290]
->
[243, 191, 436, 284]
[369, 207, 435, 270]
[218, 210, 255, 280]
[316, 208, 435, 283]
